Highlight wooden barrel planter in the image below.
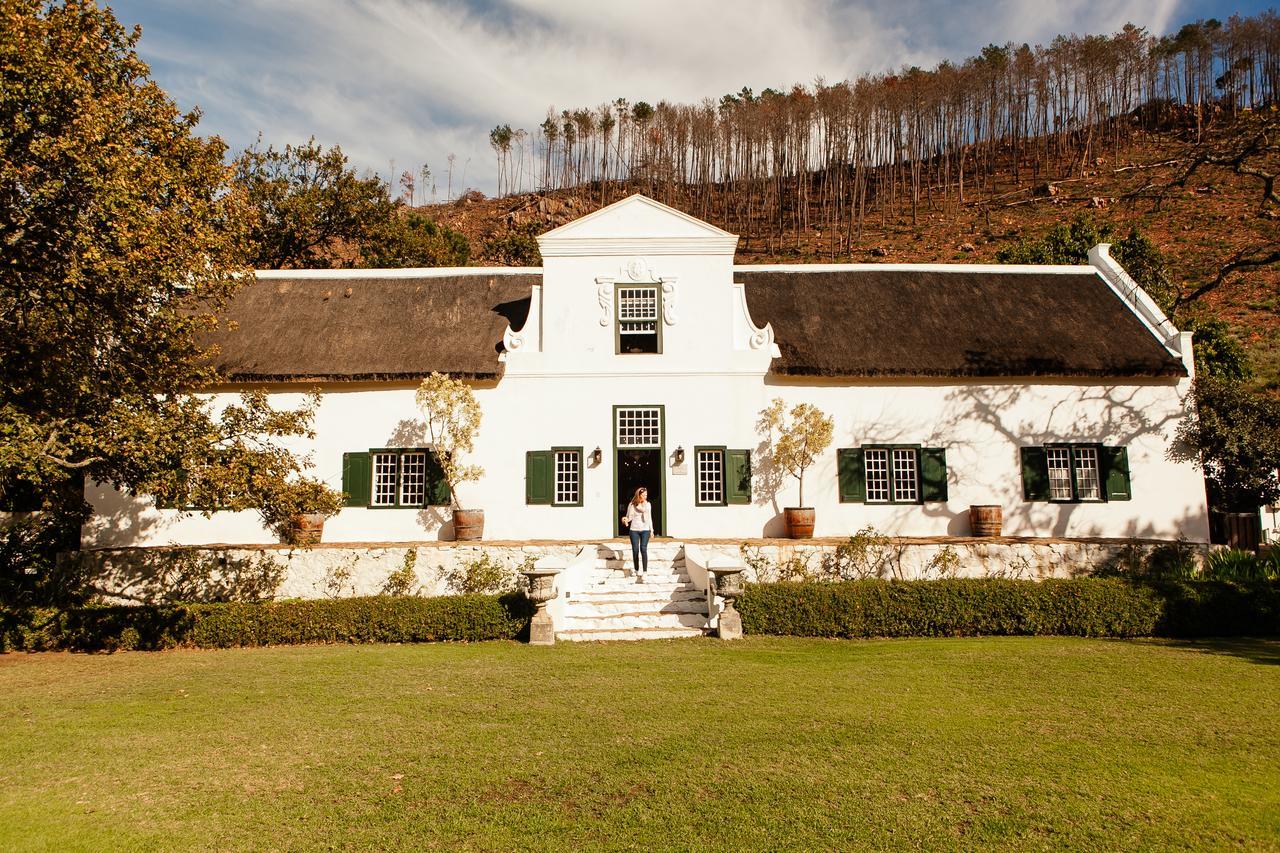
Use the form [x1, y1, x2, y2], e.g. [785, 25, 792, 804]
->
[784, 507, 815, 539]
[969, 505, 1003, 537]
[286, 513, 327, 546]
[453, 508, 485, 541]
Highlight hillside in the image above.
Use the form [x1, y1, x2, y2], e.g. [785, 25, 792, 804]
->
[420, 126, 1280, 383]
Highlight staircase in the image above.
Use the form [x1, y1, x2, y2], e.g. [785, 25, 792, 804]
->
[556, 541, 711, 641]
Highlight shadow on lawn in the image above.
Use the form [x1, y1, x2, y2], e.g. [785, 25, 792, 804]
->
[1157, 637, 1280, 667]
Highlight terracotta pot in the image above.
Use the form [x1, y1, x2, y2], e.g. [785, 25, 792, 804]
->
[784, 507, 815, 539]
[286, 512, 327, 546]
[969, 504, 1003, 537]
[453, 508, 485, 541]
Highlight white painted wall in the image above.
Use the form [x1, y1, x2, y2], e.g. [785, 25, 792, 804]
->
[82, 196, 1210, 547]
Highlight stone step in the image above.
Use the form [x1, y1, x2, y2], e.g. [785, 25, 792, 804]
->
[559, 612, 710, 631]
[556, 625, 707, 642]
[601, 549, 685, 560]
[601, 555, 686, 568]
[586, 572, 691, 583]
[579, 583, 701, 595]
[563, 598, 709, 617]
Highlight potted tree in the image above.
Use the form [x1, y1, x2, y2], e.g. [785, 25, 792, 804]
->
[259, 478, 344, 546]
[760, 399, 834, 539]
[416, 371, 485, 540]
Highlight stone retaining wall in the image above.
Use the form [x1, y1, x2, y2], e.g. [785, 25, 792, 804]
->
[73, 538, 1206, 604]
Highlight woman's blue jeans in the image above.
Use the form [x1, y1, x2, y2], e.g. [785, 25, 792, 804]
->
[629, 529, 650, 573]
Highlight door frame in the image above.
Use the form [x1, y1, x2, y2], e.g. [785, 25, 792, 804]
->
[610, 404, 667, 538]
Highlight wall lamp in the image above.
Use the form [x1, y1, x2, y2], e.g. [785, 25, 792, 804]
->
[674, 446, 685, 465]
[591, 447, 603, 466]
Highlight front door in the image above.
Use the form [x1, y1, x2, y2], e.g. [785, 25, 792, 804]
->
[616, 448, 663, 537]
[613, 405, 665, 537]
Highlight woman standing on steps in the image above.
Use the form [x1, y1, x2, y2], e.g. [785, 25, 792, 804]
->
[621, 487, 652, 582]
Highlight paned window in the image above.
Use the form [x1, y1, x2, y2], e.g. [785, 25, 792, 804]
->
[526, 447, 583, 506]
[616, 407, 662, 448]
[892, 448, 919, 502]
[372, 453, 399, 507]
[342, 448, 448, 509]
[1074, 447, 1101, 501]
[399, 452, 427, 505]
[554, 450, 581, 506]
[839, 446, 948, 504]
[697, 450, 724, 505]
[864, 449, 891, 502]
[1021, 444, 1120, 503]
[617, 286, 660, 353]
[1047, 447, 1074, 501]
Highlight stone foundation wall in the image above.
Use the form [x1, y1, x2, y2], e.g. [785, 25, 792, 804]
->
[73, 538, 1206, 605]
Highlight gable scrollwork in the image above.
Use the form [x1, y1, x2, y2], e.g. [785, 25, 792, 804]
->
[660, 277, 678, 326]
[596, 277, 614, 326]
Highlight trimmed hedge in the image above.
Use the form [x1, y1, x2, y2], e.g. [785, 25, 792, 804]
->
[737, 578, 1280, 639]
[4, 580, 1276, 652]
[1, 593, 531, 652]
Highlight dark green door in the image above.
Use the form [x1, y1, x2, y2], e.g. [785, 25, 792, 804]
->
[616, 448, 662, 537]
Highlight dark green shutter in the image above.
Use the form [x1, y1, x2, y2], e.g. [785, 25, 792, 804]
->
[1020, 447, 1050, 501]
[726, 449, 752, 504]
[838, 448, 865, 503]
[342, 452, 372, 507]
[920, 448, 948, 502]
[426, 450, 451, 506]
[1102, 446, 1132, 501]
[526, 450, 553, 505]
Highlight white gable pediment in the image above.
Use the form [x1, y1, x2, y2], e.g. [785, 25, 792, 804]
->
[538, 194, 738, 256]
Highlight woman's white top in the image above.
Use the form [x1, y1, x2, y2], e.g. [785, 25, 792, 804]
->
[625, 501, 652, 532]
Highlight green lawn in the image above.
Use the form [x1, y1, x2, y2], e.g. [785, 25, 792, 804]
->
[1, 638, 1277, 851]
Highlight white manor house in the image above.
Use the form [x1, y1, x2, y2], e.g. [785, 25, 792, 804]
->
[84, 194, 1209, 548]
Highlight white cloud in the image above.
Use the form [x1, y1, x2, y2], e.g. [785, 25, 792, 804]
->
[117, 0, 1189, 194]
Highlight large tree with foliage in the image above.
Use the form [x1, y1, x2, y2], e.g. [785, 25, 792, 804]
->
[995, 217, 1178, 313]
[0, 1, 337, 604]
[1176, 377, 1280, 512]
[234, 139, 468, 269]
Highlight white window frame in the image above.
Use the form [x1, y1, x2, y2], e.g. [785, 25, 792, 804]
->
[616, 285, 661, 354]
[696, 448, 725, 506]
[1046, 444, 1104, 503]
[372, 452, 399, 507]
[553, 449, 581, 506]
[616, 407, 662, 448]
[863, 445, 923, 505]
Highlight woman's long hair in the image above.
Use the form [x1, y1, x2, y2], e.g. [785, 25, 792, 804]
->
[631, 487, 647, 507]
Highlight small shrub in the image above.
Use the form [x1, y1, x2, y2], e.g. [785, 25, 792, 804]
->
[1097, 538, 1198, 581]
[381, 550, 421, 596]
[319, 557, 356, 599]
[443, 554, 517, 595]
[923, 545, 962, 580]
[1147, 539, 1199, 580]
[1203, 549, 1280, 582]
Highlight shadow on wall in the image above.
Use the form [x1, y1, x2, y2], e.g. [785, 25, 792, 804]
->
[86, 549, 285, 604]
[81, 484, 164, 548]
[387, 420, 456, 541]
[930, 378, 1199, 539]
[750, 375, 1205, 540]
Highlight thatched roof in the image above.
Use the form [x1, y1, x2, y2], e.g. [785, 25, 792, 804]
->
[205, 273, 535, 382]
[739, 268, 1185, 378]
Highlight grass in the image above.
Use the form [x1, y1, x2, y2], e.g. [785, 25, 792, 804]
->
[1, 637, 1278, 851]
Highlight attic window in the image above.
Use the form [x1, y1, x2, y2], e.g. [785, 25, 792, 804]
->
[617, 285, 660, 354]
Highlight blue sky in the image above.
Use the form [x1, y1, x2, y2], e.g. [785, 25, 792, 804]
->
[110, 0, 1274, 195]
